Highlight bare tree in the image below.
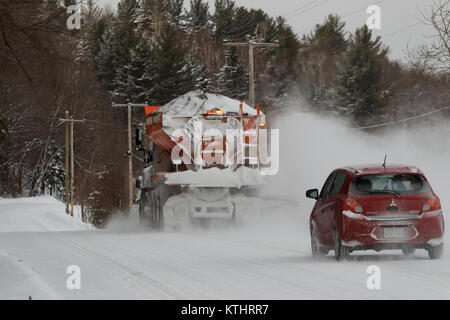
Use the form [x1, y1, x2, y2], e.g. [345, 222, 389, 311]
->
[409, 0, 450, 76]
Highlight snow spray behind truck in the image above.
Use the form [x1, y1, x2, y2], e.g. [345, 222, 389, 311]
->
[135, 91, 276, 228]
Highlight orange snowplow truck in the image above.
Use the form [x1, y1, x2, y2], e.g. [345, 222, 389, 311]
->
[135, 91, 266, 229]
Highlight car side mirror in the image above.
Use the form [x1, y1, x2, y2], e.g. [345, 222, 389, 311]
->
[306, 189, 319, 200]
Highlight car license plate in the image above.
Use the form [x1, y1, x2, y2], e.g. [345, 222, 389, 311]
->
[383, 227, 406, 239]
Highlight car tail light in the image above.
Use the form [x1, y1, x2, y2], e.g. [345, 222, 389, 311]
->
[423, 197, 441, 212]
[343, 198, 363, 214]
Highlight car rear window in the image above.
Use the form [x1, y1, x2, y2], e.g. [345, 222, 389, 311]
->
[350, 174, 431, 195]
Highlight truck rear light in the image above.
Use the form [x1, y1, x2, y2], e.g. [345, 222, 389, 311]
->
[206, 108, 224, 115]
[423, 197, 441, 212]
[343, 198, 363, 214]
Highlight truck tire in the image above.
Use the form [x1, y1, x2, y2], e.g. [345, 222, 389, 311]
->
[139, 189, 163, 229]
[150, 191, 164, 230]
[139, 189, 151, 226]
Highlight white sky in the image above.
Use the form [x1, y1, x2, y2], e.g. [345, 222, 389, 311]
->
[98, 0, 439, 62]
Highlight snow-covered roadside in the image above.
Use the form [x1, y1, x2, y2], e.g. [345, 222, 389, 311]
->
[0, 196, 92, 233]
[1, 196, 450, 299]
[0, 196, 91, 299]
[0, 250, 61, 300]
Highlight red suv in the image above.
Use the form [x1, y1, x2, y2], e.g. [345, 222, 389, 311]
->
[306, 164, 444, 261]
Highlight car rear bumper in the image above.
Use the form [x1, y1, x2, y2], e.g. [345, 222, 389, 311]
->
[341, 210, 445, 248]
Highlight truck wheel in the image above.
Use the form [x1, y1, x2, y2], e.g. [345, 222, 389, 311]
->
[139, 189, 151, 226]
[150, 192, 164, 230]
[231, 203, 237, 223]
[428, 244, 444, 260]
[334, 229, 350, 261]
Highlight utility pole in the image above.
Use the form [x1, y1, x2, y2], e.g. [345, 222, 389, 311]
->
[64, 111, 69, 215]
[59, 115, 86, 217]
[112, 102, 148, 208]
[224, 38, 279, 107]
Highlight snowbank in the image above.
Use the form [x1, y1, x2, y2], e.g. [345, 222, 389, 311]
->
[0, 196, 91, 233]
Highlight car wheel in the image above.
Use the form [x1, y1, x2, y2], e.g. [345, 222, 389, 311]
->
[334, 229, 350, 261]
[310, 224, 328, 257]
[402, 247, 415, 257]
[428, 244, 444, 260]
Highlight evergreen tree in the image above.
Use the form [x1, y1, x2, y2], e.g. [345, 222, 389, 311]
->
[134, 0, 156, 38]
[335, 25, 388, 125]
[212, 0, 236, 39]
[258, 60, 294, 106]
[80, 0, 109, 58]
[28, 139, 65, 197]
[275, 23, 301, 72]
[0, 114, 7, 144]
[150, 22, 196, 104]
[115, 0, 139, 63]
[186, 55, 212, 92]
[299, 15, 347, 112]
[112, 40, 155, 103]
[231, 7, 254, 37]
[96, 0, 139, 89]
[216, 47, 248, 100]
[255, 15, 278, 42]
[307, 14, 347, 53]
[39, 140, 65, 197]
[164, 0, 185, 27]
[186, 0, 210, 31]
[96, 27, 121, 87]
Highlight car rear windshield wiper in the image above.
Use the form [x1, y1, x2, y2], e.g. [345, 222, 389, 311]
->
[369, 190, 401, 198]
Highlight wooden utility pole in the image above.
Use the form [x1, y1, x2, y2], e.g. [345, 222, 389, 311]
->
[224, 39, 279, 107]
[71, 120, 74, 216]
[59, 115, 86, 217]
[112, 102, 148, 208]
[64, 111, 69, 215]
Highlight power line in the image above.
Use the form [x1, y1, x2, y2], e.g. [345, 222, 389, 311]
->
[283, 0, 321, 19]
[342, 0, 384, 18]
[382, 22, 422, 39]
[297, 0, 385, 35]
[286, 0, 330, 21]
[353, 106, 450, 130]
[260, 0, 329, 42]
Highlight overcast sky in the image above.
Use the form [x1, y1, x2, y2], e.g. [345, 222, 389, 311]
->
[98, 0, 439, 62]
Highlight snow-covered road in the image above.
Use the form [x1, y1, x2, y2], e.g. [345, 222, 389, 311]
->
[1, 196, 450, 300]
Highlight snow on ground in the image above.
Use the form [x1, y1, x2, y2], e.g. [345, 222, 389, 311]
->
[0, 196, 91, 299]
[1, 108, 450, 300]
[0, 196, 91, 233]
[1, 196, 450, 300]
